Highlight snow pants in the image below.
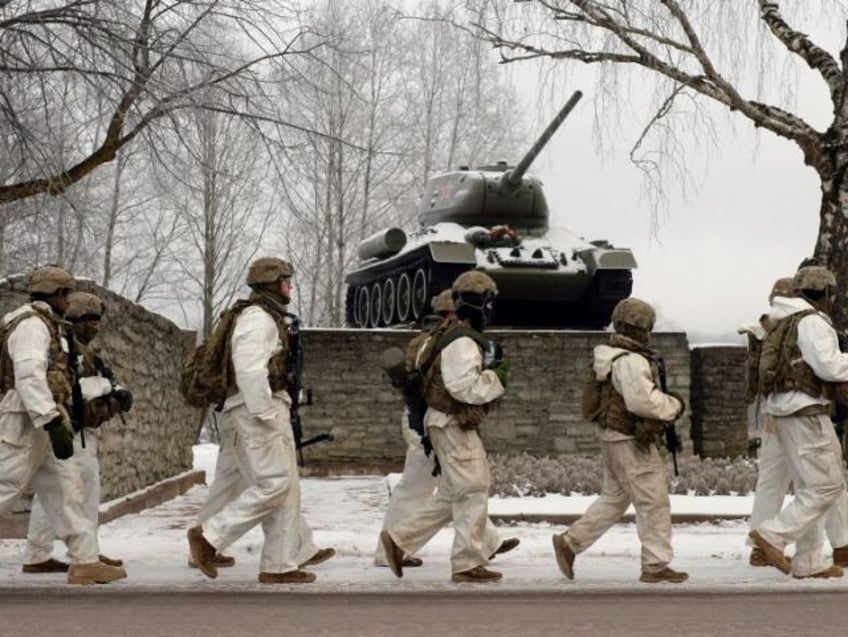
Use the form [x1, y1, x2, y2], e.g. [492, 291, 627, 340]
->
[198, 419, 318, 565]
[564, 439, 672, 573]
[753, 413, 845, 577]
[201, 399, 301, 574]
[749, 427, 848, 551]
[25, 431, 101, 563]
[0, 412, 98, 564]
[386, 422, 493, 574]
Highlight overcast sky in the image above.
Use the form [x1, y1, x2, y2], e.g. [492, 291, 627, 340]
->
[497, 12, 838, 343]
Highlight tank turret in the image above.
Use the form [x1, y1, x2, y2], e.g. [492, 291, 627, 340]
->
[418, 91, 582, 231]
[343, 90, 637, 329]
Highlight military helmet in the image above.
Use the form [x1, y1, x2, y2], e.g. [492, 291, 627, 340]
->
[793, 265, 836, 292]
[27, 265, 75, 295]
[769, 277, 795, 301]
[66, 292, 104, 321]
[452, 270, 497, 295]
[432, 289, 455, 314]
[612, 298, 656, 331]
[246, 257, 294, 287]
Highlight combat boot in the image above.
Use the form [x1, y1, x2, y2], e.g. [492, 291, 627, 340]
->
[299, 547, 336, 568]
[490, 537, 520, 560]
[379, 530, 404, 578]
[187, 526, 218, 579]
[451, 566, 503, 583]
[552, 533, 575, 580]
[22, 558, 69, 573]
[750, 547, 791, 567]
[67, 561, 127, 585]
[639, 567, 689, 584]
[833, 545, 848, 567]
[258, 570, 317, 584]
[99, 554, 123, 567]
[748, 530, 791, 574]
[793, 565, 844, 580]
[188, 552, 236, 569]
[749, 548, 768, 567]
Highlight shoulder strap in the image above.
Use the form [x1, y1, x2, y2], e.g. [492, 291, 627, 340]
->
[437, 324, 490, 353]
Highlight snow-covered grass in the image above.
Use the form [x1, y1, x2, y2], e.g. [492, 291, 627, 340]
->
[490, 454, 759, 497]
[0, 443, 843, 593]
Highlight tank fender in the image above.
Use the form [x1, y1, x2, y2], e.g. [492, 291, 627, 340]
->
[428, 241, 477, 264]
[576, 247, 638, 275]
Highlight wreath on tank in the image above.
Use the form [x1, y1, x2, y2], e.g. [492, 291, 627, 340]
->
[486, 225, 520, 248]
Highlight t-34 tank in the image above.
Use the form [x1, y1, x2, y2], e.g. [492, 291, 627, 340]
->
[344, 90, 637, 329]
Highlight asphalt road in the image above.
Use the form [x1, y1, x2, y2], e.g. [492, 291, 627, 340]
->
[0, 590, 838, 637]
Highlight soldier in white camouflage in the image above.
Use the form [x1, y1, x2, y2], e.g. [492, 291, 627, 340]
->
[0, 267, 126, 584]
[374, 289, 518, 569]
[21, 291, 132, 574]
[553, 297, 686, 584]
[749, 265, 848, 579]
[380, 271, 510, 583]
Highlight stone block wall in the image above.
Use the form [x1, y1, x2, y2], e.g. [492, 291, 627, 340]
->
[0, 275, 197, 499]
[298, 328, 692, 468]
[690, 346, 748, 458]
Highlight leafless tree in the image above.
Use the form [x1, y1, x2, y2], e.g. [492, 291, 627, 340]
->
[157, 103, 275, 337]
[0, 1, 321, 205]
[469, 0, 848, 324]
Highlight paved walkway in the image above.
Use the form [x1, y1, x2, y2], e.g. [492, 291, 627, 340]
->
[0, 475, 844, 593]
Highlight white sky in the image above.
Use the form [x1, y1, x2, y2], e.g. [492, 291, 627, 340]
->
[497, 11, 841, 341]
[0, 444, 839, 592]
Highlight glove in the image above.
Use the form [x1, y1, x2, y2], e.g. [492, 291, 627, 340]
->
[112, 388, 133, 413]
[44, 415, 74, 460]
[489, 360, 510, 388]
[667, 390, 686, 418]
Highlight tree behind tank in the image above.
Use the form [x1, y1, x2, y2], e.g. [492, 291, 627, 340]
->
[471, 0, 848, 326]
[274, 0, 529, 326]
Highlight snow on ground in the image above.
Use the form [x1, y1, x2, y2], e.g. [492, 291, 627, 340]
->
[0, 443, 844, 593]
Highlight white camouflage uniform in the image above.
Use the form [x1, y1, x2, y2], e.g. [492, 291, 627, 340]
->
[199, 305, 302, 574]
[0, 303, 98, 564]
[562, 343, 682, 573]
[373, 407, 502, 566]
[744, 297, 848, 556]
[384, 336, 504, 574]
[752, 295, 848, 577]
[197, 415, 321, 566]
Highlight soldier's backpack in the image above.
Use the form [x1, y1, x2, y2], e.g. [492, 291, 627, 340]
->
[757, 309, 815, 396]
[180, 300, 253, 409]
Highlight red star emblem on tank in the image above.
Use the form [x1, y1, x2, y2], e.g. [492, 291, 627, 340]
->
[439, 181, 455, 200]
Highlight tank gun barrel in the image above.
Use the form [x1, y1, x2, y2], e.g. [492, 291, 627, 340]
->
[502, 90, 583, 188]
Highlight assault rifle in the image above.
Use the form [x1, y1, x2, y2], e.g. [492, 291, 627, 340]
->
[64, 325, 86, 447]
[285, 312, 334, 466]
[656, 356, 680, 476]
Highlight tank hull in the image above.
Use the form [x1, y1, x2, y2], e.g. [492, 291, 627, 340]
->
[344, 223, 635, 329]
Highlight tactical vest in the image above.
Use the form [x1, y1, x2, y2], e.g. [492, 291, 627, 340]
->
[422, 323, 495, 418]
[0, 304, 74, 407]
[758, 309, 834, 401]
[595, 345, 665, 437]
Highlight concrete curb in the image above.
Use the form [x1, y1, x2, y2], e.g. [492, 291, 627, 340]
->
[491, 513, 750, 525]
[0, 470, 206, 539]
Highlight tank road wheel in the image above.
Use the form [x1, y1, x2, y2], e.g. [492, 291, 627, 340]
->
[381, 278, 396, 325]
[411, 267, 429, 321]
[370, 282, 383, 328]
[396, 273, 412, 322]
[357, 286, 370, 328]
